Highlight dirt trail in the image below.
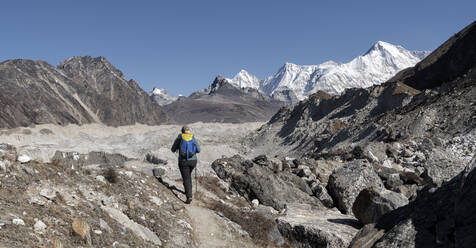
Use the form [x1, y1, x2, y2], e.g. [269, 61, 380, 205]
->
[161, 177, 256, 248]
[186, 203, 256, 248]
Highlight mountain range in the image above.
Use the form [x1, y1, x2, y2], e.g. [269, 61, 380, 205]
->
[0, 41, 430, 127]
[225, 41, 429, 104]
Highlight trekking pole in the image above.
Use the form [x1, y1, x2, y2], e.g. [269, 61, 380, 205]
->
[195, 163, 198, 196]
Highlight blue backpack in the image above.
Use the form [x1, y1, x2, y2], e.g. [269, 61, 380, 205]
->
[179, 133, 197, 159]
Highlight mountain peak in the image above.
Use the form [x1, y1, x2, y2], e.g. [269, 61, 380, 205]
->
[149, 87, 178, 105]
[226, 70, 260, 89]
[365, 41, 402, 55]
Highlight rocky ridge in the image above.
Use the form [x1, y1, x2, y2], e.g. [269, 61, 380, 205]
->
[162, 75, 284, 124]
[0, 56, 168, 128]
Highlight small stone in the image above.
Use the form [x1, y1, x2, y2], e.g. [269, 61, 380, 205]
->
[251, 199, 259, 208]
[415, 166, 425, 176]
[99, 219, 113, 233]
[414, 151, 426, 162]
[380, 159, 394, 169]
[94, 230, 102, 235]
[282, 161, 292, 170]
[34, 220, 47, 233]
[0, 161, 6, 171]
[395, 184, 418, 199]
[401, 149, 414, 158]
[152, 167, 167, 178]
[269, 158, 283, 173]
[12, 218, 25, 225]
[17, 155, 31, 163]
[96, 175, 107, 183]
[22, 166, 35, 176]
[40, 188, 57, 200]
[365, 150, 379, 163]
[172, 202, 185, 211]
[312, 184, 334, 208]
[297, 166, 312, 177]
[385, 173, 403, 189]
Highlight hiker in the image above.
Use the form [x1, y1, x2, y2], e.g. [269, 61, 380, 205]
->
[171, 125, 200, 204]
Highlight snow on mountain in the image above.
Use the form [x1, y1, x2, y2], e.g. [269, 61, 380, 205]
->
[261, 41, 430, 101]
[149, 87, 178, 106]
[226, 69, 260, 89]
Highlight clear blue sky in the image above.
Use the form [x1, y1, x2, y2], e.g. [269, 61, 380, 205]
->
[1, 1, 475, 96]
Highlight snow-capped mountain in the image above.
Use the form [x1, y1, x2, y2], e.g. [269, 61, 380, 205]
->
[149, 88, 178, 106]
[226, 69, 260, 89]
[224, 41, 430, 104]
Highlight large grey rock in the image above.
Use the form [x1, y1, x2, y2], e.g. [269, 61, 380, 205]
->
[102, 206, 162, 246]
[277, 203, 360, 248]
[327, 160, 384, 214]
[352, 155, 476, 247]
[421, 147, 466, 187]
[352, 187, 409, 224]
[212, 155, 322, 211]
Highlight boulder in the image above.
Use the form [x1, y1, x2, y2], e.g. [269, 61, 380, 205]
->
[297, 165, 312, 177]
[327, 160, 384, 214]
[351, 156, 476, 247]
[394, 184, 418, 199]
[34, 220, 47, 233]
[212, 155, 322, 211]
[385, 173, 403, 189]
[102, 206, 162, 246]
[421, 147, 466, 187]
[269, 158, 283, 173]
[145, 153, 167, 165]
[253, 155, 269, 166]
[152, 167, 167, 178]
[312, 183, 334, 208]
[352, 187, 409, 224]
[17, 154, 31, 163]
[311, 159, 342, 184]
[277, 203, 360, 248]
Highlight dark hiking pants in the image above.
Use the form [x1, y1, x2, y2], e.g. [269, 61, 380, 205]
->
[179, 160, 197, 199]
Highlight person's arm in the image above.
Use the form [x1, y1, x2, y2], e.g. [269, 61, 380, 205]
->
[171, 135, 181, 153]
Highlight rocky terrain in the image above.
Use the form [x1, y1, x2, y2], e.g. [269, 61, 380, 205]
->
[162, 76, 284, 123]
[233, 20, 476, 247]
[0, 56, 168, 129]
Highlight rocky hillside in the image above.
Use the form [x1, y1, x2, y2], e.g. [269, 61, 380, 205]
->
[0, 56, 168, 128]
[246, 21, 476, 163]
[232, 20, 476, 247]
[162, 75, 284, 123]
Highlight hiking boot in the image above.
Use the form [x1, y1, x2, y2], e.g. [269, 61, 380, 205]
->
[185, 198, 192, 204]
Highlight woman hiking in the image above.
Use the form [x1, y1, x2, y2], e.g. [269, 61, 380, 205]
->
[171, 125, 200, 204]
